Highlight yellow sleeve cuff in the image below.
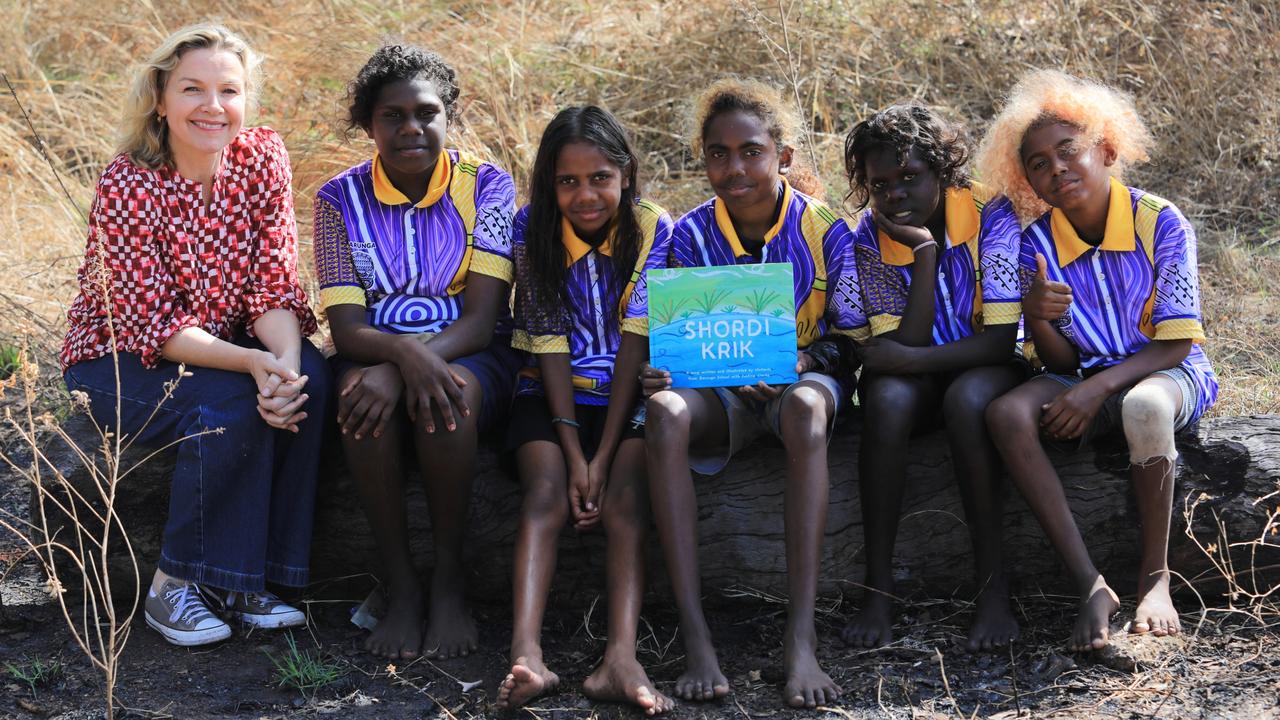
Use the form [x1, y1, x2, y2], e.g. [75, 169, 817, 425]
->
[869, 314, 902, 337]
[512, 329, 569, 354]
[1021, 339, 1044, 370]
[621, 317, 649, 337]
[983, 301, 1021, 326]
[829, 325, 872, 343]
[1154, 318, 1206, 343]
[470, 250, 514, 283]
[320, 285, 367, 310]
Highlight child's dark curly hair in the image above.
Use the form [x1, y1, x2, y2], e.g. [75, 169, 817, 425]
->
[346, 44, 460, 132]
[843, 105, 970, 211]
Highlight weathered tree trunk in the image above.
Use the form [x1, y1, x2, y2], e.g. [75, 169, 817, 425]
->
[25, 414, 1280, 600]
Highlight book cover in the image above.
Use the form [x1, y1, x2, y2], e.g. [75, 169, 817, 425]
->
[648, 263, 798, 388]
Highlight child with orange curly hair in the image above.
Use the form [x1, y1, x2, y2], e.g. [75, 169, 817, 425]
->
[976, 70, 1218, 652]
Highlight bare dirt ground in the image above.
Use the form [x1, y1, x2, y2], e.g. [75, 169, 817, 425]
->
[3, 449, 1279, 720]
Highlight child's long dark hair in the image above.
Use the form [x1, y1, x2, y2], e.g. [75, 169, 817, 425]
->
[525, 106, 642, 323]
[843, 104, 970, 211]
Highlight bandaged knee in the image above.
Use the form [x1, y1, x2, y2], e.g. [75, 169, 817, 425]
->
[1120, 383, 1179, 466]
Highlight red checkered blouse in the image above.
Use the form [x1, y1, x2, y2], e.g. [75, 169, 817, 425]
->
[61, 127, 317, 371]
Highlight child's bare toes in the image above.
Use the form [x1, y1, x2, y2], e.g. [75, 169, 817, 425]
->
[673, 652, 728, 701]
[582, 655, 672, 715]
[497, 659, 559, 710]
[966, 584, 1020, 652]
[364, 585, 424, 660]
[1072, 576, 1120, 652]
[843, 595, 894, 648]
[783, 647, 840, 709]
[1133, 579, 1180, 639]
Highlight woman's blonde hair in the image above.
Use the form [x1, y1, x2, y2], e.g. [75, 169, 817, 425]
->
[688, 78, 824, 198]
[117, 23, 259, 169]
[974, 69, 1153, 221]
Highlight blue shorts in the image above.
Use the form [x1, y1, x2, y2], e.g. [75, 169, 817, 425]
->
[1041, 365, 1201, 445]
[331, 336, 520, 433]
[689, 371, 846, 476]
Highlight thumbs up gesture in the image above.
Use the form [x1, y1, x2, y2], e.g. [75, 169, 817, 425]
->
[1025, 253, 1072, 321]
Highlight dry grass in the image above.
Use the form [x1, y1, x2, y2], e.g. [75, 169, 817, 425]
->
[0, 0, 1278, 415]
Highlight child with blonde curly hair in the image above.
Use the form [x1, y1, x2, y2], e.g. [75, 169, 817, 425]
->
[976, 69, 1218, 652]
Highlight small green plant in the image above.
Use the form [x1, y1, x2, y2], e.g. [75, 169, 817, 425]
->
[651, 296, 692, 326]
[743, 288, 782, 314]
[719, 304, 737, 314]
[6, 656, 63, 698]
[0, 342, 22, 380]
[265, 633, 345, 695]
[694, 288, 732, 315]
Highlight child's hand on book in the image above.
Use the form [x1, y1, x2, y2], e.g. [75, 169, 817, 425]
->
[734, 381, 785, 402]
[639, 364, 672, 397]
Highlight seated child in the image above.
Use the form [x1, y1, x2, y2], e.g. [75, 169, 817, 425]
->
[642, 79, 865, 710]
[496, 106, 674, 716]
[976, 69, 1218, 651]
[841, 105, 1025, 651]
[314, 44, 520, 660]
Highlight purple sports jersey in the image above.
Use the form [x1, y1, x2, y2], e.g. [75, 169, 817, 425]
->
[313, 149, 515, 334]
[670, 179, 868, 348]
[851, 183, 1023, 343]
[512, 200, 674, 405]
[1020, 178, 1218, 422]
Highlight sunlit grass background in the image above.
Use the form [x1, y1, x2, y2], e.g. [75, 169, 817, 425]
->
[1, 0, 1276, 415]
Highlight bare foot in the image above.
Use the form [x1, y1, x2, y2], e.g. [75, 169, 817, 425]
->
[842, 592, 893, 648]
[1071, 575, 1121, 652]
[673, 639, 729, 702]
[1132, 572, 1181, 638]
[423, 577, 477, 659]
[782, 644, 841, 709]
[364, 583, 424, 660]
[966, 580, 1020, 652]
[496, 656, 559, 710]
[583, 652, 675, 716]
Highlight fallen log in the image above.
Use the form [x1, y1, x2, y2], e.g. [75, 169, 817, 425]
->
[23, 413, 1280, 600]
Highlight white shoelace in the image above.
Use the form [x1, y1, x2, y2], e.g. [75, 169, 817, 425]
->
[164, 584, 216, 625]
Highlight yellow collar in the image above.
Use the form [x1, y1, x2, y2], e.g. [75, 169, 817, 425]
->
[714, 179, 792, 257]
[1050, 177, 1134, 266]
[371, 149, 452, 208]
[878, 186, 982, 267]
[561, 216, 613, 267]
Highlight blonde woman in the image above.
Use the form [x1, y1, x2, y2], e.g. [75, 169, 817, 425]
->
[61, 23, 327, 646]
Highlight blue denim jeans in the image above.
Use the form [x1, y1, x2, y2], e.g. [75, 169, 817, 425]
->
[63, 336, 330, 592]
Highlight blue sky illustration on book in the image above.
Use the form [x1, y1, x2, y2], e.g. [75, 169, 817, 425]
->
[648, 263, 798, 388]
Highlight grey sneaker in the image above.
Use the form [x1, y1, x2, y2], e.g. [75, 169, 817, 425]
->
[144, 580, 232, 647]
[220, 590, 306, 629]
